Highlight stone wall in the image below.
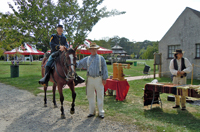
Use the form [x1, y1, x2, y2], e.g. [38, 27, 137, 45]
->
[159, 7, 200, 79]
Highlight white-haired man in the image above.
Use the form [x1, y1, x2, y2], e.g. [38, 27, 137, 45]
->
[77, 42, 108, 119]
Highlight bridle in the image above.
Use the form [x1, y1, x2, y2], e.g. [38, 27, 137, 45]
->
[63, 50, 77, 81]
[55, 49, 77, 83]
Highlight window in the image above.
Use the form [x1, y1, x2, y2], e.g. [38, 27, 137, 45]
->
[196, 44, 200, 58]
[168, 45, 180, 58]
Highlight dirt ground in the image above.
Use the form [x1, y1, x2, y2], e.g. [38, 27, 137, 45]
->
[0, 83, 138, 132]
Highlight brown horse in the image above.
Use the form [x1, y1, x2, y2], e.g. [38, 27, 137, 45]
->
[41, 47, 77, 119]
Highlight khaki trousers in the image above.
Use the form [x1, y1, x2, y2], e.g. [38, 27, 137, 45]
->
[173, 76, 186, 107]
[87, 76, 104, 116]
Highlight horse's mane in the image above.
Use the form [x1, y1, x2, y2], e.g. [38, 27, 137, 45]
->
[67, 48, 75, 54]
[56, 48, 75, 64]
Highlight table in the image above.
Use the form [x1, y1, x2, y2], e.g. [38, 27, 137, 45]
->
[144, 83, 200, 108]
[104, 79, 130, 101]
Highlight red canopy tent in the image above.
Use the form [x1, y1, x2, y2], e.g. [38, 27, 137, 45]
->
[77, 39, 112, 55]
[76, 44, 112, 55]
[4, 43, 44, 63]
[4, 43, 44, 55]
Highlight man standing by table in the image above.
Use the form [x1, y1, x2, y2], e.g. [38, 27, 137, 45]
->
[169, 49, 193, 110]
[77, 42, 108, 119]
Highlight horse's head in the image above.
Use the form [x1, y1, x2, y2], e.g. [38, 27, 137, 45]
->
[64, 46, 78, 80]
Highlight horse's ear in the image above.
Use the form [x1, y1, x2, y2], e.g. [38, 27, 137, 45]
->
[74, 45, 78, 51]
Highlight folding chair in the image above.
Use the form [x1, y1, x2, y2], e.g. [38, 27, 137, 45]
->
[142, 65, 151, 78]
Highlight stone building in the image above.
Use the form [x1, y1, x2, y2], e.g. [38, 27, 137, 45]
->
[159, 7, 200, 79]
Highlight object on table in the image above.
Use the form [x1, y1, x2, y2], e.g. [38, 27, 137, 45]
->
[112, 63, 131, 81]
[151, 79, 158, 83]
[144, 83, 200, 109]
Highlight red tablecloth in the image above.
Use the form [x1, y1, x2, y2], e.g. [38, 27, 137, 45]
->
[104, 79, 130, 101]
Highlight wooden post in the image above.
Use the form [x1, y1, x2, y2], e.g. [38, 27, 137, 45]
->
[159, 53, 162, 78]
[191, 64, 194, 85]
[154, 64, 156, 79]
[153, 53, 156, 79]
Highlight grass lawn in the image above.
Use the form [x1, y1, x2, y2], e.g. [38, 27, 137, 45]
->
[60, 78, 200, 132]
[0, 60, 200, 131]
[0, 60, 157, 95]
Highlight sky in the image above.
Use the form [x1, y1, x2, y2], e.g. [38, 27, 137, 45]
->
[1, 0, 200, 42]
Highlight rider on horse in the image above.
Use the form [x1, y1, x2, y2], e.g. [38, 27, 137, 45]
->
[38, 24, 84, 87]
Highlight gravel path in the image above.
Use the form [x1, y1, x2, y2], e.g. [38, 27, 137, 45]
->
[0, 83, 138, 132]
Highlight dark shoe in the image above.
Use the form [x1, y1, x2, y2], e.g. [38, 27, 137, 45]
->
[181, 107, 186, 110]
[87, 114, 95, 118]
[38, 66, 51, 86]
[172, 105, 180, 108]
[74, 75, 85, 86]
[99, 115, 104, 119]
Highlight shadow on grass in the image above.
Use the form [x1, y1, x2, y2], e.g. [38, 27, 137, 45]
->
[144, 107, 200, 131]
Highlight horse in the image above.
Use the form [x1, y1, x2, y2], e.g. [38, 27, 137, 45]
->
[41, 47, 78, 119]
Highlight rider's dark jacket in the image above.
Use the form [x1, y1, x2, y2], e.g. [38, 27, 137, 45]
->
[50, 33, 69, 53]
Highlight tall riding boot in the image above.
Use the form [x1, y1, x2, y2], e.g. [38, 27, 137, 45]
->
[74, 74, 85, 86]
[38, 66, 51, 87]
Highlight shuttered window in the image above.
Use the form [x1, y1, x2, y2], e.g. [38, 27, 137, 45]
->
[196, 44, 200, 58]
[168, 45, 180, 58]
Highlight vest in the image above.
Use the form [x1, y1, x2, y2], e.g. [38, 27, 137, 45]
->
[173, 58, 187, 77]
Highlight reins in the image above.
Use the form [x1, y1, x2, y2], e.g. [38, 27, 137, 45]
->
[54, 49, 77, 83]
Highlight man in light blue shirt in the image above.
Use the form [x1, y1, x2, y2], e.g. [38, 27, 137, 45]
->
[77, 42, 108, 119]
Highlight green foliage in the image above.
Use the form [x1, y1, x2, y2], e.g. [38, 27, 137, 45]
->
[7, 0, 125, 49]
[130, 53, 135, 59]
[0, 13, 29, 56]
[8, 0, 60, 49]
[140, 41, 159, 59]
[90, 36, 159, 59]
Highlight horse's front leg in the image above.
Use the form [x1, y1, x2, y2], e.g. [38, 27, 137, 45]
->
[44, 86, 47, 107]
[69, 82, 76, 114]
[58, 84, 65, 119]
[52, 83, 58, 108]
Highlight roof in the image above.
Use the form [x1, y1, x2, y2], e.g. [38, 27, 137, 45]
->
[159, 7, 200, 43]
[112, 50, 127, 54]
[187, 7, 200, 18]
[112, 45, 123, 50]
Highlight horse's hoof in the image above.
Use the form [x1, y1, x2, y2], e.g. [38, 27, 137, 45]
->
[44, 104, 47, 107]
[61, 114, 66, 119]
[70, 110, 75, 114]
[54, 105, 58, 108]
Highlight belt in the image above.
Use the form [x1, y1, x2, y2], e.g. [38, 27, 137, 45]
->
[173, 75, 186, 78]
[87, 76, 102, 78]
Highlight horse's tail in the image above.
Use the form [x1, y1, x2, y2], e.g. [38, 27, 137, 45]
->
[41, 57, 48, 77]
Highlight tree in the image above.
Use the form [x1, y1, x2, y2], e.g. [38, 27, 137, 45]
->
[130, 53, 135, 59]
[8, 0, 125, 49]
[139, 48, 146, 59]
[0, 13, 29, 56]
[139, 41, 159, 59]
[8, 0, 59, 51]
